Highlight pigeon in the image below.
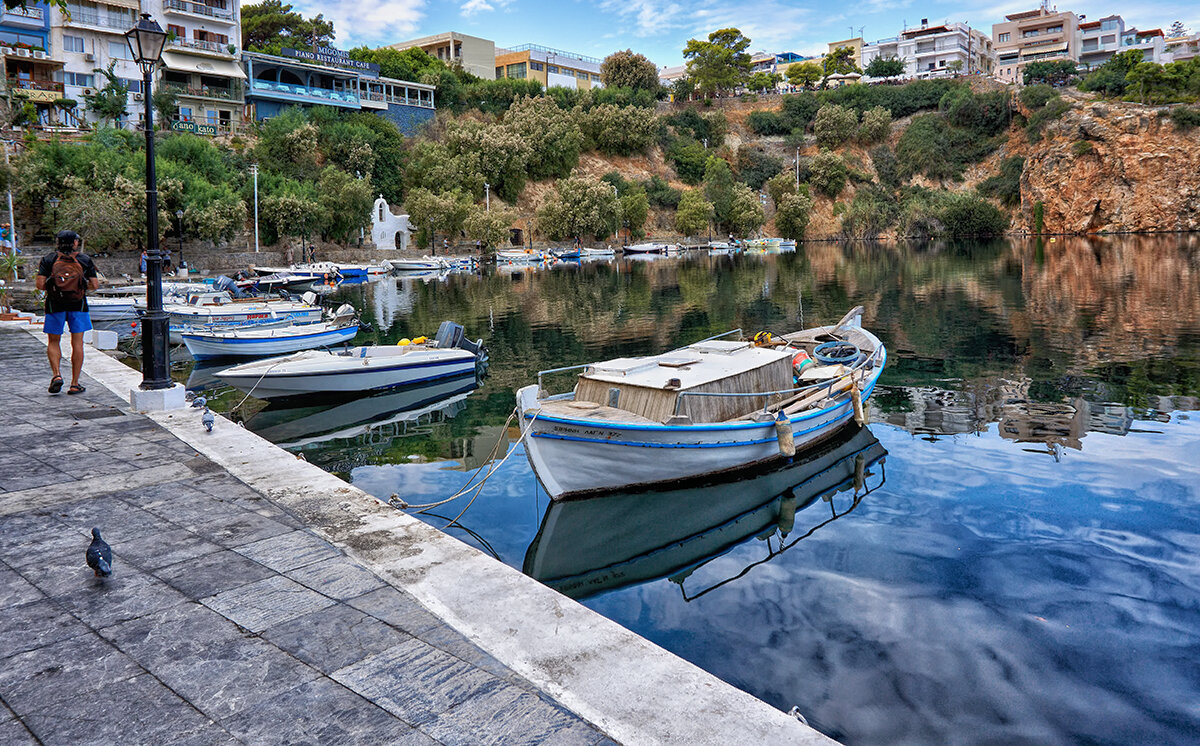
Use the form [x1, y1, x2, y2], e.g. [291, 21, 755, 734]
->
[190, 395, 207, 409]
[86, 527, 112, 578]
[202, 408, 215, 432]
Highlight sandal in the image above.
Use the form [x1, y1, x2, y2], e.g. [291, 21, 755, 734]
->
[67, 384, 86, 395]
[48, 376, 63, 394]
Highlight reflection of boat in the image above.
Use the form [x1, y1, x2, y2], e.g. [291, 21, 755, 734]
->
[216, 321, 485, 399]
[518, 307, 885, 499]
[244, 373, 479, 448]
[523, 424, 886, 600]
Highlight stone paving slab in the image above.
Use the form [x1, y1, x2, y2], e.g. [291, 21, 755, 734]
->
[0, 327, 613, 744]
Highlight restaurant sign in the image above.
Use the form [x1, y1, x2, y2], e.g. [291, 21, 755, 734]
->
[172, 120, 217, 136]
[281, 46, 380, 73]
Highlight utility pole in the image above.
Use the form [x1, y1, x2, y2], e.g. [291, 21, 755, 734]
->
[795, 147, 800, 189]
[249, 163, 260, 253]
[484, 182, 490, 212]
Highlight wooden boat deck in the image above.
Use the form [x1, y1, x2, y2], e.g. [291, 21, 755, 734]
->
[538, 399, 659, 425]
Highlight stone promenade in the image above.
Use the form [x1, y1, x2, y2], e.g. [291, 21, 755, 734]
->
[0, 327, 613, 745]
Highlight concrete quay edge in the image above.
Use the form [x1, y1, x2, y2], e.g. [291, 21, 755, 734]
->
[20, 324, 834, 746]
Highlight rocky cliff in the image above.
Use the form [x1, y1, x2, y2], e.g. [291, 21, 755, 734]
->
[1019, 100, 1200, 234]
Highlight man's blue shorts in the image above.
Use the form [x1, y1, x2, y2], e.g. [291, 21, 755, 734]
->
[43, 311, 92, 335]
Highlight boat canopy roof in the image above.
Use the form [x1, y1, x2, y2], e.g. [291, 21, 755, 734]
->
[582, 340, 791, 392]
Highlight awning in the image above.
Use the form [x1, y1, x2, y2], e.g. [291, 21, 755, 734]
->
[161, 51, 247, 81]
[1021, 42, 1069, 57]
[97, 0, 139, 9]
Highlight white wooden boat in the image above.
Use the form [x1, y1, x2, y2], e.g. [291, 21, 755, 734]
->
[216, 321, 486, 399]
[252, 265, 340, 282]
[497, 249, 545, 263]
[181, 308, 358, 361]
[621, 242, 670, 254]
[389, 257, 448, 272]
[160, 291, 326, 343]
[523, 423, 886, 599]
[580, 247, 616, 258]
[517, 307, 885, 500]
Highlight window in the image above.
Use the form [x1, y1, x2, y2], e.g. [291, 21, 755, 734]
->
[998, 32, 1010, 42]
[121, 78, 141, 93]
[63, 35, 85, 53]
[1101, 35, 1116, 44]
[1082, 39, 1098, 51]
[179, 106, 192, 121]
[108, 40, 130, 60]
[591, 74, 600, 82]
[495, 66, 502, 78]
[547, 64, 559, 74]
[206, 110, 218, 125]
[167, 24, 185, 38]
[1101, 19, 1119, 31]
[64, 72, 94, 87]
[1022, 29, 1040, 38]
[576, 70, 588, 79]
[1046, 25, 1062, 33]
[506, 62, 526, 79]
[530, 61, 543, 71]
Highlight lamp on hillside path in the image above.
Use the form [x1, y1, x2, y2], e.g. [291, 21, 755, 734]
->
[126, 12, 170, 392]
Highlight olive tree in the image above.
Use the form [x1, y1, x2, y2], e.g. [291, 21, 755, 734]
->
[728, 183, 765, 236]
[600, 49, 660, 91]
[463, 205, 516, 250]
[775, 192, 814, 240]
[536, 176, 622, 241]
[674, 189, 714, 237]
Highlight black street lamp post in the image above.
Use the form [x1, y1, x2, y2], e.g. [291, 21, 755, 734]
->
[174, 208, 184, 269]
[47, 196, 59, 233]
[126, 13, 170, 391]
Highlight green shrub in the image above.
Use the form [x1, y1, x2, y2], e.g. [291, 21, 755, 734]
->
[818, 78, 958, 118]
[780, 92, 821, 131]
[896, 114, 997, 181]
[641, 175, 682, 208]
[1071, 140, 1094, 156]
[857, 106, 892, 143]
[1019, 84, 1056, 110]
[1025, 96, 1072, 143]
[666, 138, 708, 185]
[775, 192, 814, 240]
[978, 156, 1024, 207]
[1171, 106, 1200, 129]
[734, 145, 783, 190]
[870, 145, 899, 189]
[814, 104, 859, 148]
[896, 190, 944, 239]
[939, 88, 1010, 136]
[840, 184, 898, 239]
[1033, 200, 1045, 233]
[810, 150, 848, 198]
[938, 192, 1009, 236]
[747, 110, 789, 135]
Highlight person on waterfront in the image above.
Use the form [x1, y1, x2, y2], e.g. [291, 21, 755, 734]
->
[139, 249, 148, 277]
[443, 238, 450, 253]
[36, 230, 98, 395]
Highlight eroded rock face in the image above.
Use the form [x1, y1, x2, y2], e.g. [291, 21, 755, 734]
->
[1020, 106, 1200, 233]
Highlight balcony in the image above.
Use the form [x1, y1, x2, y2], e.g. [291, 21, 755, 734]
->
[250, 79, 359, 105]
[7, 78, 64, 93]
[164, 0, 235, 22]
[63, 10, 135, 32]
[163, 81, 242, 101]
[168, 37, 234, 56]
[1, 6, 45, 28]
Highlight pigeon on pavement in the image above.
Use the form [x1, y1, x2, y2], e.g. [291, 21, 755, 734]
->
[191, 396, 207, 409]
[86, 528, 112, 578]
[202, 408, 215, 432]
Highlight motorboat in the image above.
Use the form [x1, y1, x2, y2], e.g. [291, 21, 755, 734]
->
[216, 321, 486, 399]
[181, 305, 359, 361]
[497, 248, 545, 263]
[708, 243, 740, 256]
[550, 247, 582, 260]
[388, 257, 449, 272]
[516, 306, 885, 500]
[523, 423, 886, 599]
[621, 242, 670, 254]
[235, 272, 325, 294]
[88, 296, 139, 320]
[580, 247, 616, 258]
[252, 265, 341, 282]
[159, 291, 326, 343]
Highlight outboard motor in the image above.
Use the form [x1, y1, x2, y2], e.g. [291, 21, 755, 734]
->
[213, 274, 247, 298]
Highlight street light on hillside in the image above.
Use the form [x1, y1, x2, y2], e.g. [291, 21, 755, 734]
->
[125, 13, 170, 392]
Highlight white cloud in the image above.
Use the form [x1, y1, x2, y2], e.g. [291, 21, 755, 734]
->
[292, 0, 426, 48]
[460, 0, 514, 17]
[599, 0, 692, 38]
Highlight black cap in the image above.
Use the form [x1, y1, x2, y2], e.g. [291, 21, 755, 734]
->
[56, 230, 79, 251]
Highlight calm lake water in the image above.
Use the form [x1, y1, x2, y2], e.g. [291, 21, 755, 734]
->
[187, 237, 1200, 746]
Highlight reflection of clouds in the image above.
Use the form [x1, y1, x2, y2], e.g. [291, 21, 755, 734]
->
[580, 421, 1200, 744]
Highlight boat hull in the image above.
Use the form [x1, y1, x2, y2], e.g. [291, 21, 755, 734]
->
[181, 324, 359, 361]
[518, 348, 885, 500]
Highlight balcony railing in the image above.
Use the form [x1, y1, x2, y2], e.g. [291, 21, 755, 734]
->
[250, 79, 359, 104]
[7, 78, 64, 93]
[164, 0, 234, 21]
[64, 10, 134, 30]
[163, 81, 242, 100]
[3, 6, 43, 20]
[169, 37, 232, 55]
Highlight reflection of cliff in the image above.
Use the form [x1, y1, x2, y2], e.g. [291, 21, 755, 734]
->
[871, 378, 1192, 453]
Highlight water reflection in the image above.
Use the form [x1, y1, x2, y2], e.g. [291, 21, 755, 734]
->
[525, 424, 885, 600]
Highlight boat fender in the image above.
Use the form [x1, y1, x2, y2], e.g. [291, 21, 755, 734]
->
[753, 331, 773, 347]
[775, 411, 796, 457]
[397, 338, 411, 346]
[851, 385, 865, 426]
[778, 488, 797, 537]
[412, 336, 427, 345]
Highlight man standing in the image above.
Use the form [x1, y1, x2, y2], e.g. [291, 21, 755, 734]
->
[36, 230, 98, 395]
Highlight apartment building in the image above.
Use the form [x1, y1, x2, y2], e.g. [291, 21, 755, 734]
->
[862, 20, 995, 78]
[992, 6, 1081, 83]
[385, 31, 495, 80]
[48, 0, 144, 127]
[0, 1, 71, 127]
[145, 0, 245, 132]
[494, 44, 602, 90]
[1163, 32, 1200, 63]
[1078, 15, 1167, 68]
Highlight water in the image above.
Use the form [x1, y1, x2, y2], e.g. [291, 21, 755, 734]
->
[189, 237, 1200, 745]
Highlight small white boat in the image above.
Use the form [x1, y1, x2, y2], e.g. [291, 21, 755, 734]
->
[580, 247, 616, 258]
[389, 257, 449, 272]
[621, 242, 670, 255]
[216, 321, 486, 399]
[181, 307, 358, 361]
[517, 306, 885, 500]
[160, 291, 326, 343]
[497, 249, 545, 263]
[88, 296, 139, 320]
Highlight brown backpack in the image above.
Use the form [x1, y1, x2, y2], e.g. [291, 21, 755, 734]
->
[48, 253, 86, 303]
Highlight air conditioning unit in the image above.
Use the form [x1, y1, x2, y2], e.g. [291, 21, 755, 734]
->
[83, 52, 95, 61]
[17, 48, 30, 57]
[33, 50, 46, 59]
[133, 92, 143, 101]
[82, 87, 95, 95]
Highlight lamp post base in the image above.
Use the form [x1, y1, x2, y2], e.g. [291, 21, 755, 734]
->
[130, 382, 186, 412]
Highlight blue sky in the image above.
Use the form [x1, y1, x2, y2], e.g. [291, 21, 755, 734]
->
[293, 0, 1200, 68]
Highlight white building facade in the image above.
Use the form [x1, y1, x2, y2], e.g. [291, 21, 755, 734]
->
[48, 0, 145, 128]
[861, 20, 996, 79]
[147, 0, 245, 133]
[1079, 15, 1166, 68]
